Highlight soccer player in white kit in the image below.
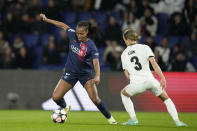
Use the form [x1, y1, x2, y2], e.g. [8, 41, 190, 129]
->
[120, 29, 187, 127]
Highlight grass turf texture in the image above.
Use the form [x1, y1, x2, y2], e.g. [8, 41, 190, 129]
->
[0, 110, 196, 131]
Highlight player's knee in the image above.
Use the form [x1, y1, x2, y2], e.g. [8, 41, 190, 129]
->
[121, 90, 124, 95]
[91, 96, 101, 105]
[158, 93, 169, 101]
[161, 96, 169, 101]
[121, 89, 131, 97]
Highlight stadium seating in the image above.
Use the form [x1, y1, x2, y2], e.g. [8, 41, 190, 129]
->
[22, 34, 39, 48]
[40, 34, 49, 46]
[180, 36, 189, 45]
[77, 12, 92, 21]
[153, 35, 162, 45]
[138, 35, 147, 43]
[41, 0, 48, 7]
[109, 11, 122, 25]
[168, 36, 181, 48]
[92, 12, 107, 25]
[156, 13, 168, 35]
[32, 46, 43, 69]
[61, 11, 77, 25]
[190, 56, 197, 70]
[3, 11, 194, 70]
[97, 47, 111, 71]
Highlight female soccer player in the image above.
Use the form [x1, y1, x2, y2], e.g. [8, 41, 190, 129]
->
[120, 29, 187, 127]
[40, 14, 117, 124]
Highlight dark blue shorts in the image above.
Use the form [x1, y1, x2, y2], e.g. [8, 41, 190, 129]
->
[61, 72, 94, 87]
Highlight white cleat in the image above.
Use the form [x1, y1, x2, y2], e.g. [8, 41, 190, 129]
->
[175, 121, 187, 127]
[107, 116, 118, 124]
[64, 104, 71, 113]
[121, 120, 138, 125]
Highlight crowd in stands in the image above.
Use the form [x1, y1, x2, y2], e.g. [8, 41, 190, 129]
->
[0, 0, 197, 72]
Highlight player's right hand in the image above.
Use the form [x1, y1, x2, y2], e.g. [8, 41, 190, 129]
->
[93, 75, 100, 85]
[40, 14, 47, 21]
[160, 78, 166, 90]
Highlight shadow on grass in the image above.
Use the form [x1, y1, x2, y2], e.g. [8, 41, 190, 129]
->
[65, 122, 109, 126]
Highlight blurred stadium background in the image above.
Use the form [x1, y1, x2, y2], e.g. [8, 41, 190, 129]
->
[0, 0, 197, 130]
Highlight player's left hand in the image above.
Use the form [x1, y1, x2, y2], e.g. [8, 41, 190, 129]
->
[93, 76, 100, 85]
[40, 13, 47, 21]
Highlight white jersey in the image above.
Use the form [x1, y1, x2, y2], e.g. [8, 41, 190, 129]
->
[121, 44, 155, 82]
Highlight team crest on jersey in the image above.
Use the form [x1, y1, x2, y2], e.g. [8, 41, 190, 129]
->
[81, 46, 85, 50]
[78, 43, 87, 61]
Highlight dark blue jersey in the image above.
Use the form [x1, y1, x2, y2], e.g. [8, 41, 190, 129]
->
[65, 28, 99, 74]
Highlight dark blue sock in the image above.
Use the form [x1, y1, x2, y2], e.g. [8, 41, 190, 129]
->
[53, 98, 66, 108]
[96, 101, 111, 119]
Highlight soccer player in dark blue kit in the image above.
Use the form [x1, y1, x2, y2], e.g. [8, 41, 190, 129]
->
[40, 14, 117, 124]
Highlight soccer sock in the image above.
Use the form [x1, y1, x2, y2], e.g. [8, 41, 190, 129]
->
[96, 101, 111, 119]
[164, 98, 179, 122]
[121, 93, 137, 121]
[53, 98, 66, 108]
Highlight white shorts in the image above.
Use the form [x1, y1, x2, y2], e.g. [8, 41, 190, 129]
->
[125, 78, 163, 96]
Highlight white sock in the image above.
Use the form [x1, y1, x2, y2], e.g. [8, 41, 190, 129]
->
[121, 93, 137, 121]
[164, 98, 179, 122]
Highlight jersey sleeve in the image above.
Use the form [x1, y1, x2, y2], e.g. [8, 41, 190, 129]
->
[146, 46, 155, 58]
[90, 42, 99, 59]
[66, 28, 76, 39]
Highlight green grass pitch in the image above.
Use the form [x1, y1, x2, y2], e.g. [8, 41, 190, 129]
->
[0, 110, 196, 131]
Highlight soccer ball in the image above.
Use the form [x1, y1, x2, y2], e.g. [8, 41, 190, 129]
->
[51, 108, 67, 123]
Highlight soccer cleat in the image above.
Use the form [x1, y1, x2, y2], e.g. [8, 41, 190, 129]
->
[107, 116, 118, 124]
[64, 104, 71, 113]
[175, 121, 187, 127]
[121, 120, 138, 125]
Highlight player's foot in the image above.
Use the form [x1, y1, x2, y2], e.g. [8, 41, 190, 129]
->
[107, 116, 117, 124]
[64, 104, 71, 113]
[175, 121, 187, 127]
[121, 120, 138, 125]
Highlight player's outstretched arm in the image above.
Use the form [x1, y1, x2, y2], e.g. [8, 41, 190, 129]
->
[93, 58, 100, 85]
[123, 70, 130, 80]
[149, 57, 166, 89]
[40, 13, 70, 30]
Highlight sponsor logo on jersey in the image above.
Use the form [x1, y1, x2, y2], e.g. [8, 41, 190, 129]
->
[71, 45, 83, 56]
[71, 44, 87, 60]
[94, 53, 99, 56]
[68, 29, 75, 32]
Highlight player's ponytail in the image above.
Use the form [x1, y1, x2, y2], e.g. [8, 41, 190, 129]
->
[123, 29, 141, 41]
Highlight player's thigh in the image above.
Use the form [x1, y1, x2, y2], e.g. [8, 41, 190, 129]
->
[124, 82, 147, 96]
[84, 80, 100, 103]
[53, 79, 73, 100]
[79, 73, 93, 87]
[148, 79, 163, 97]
